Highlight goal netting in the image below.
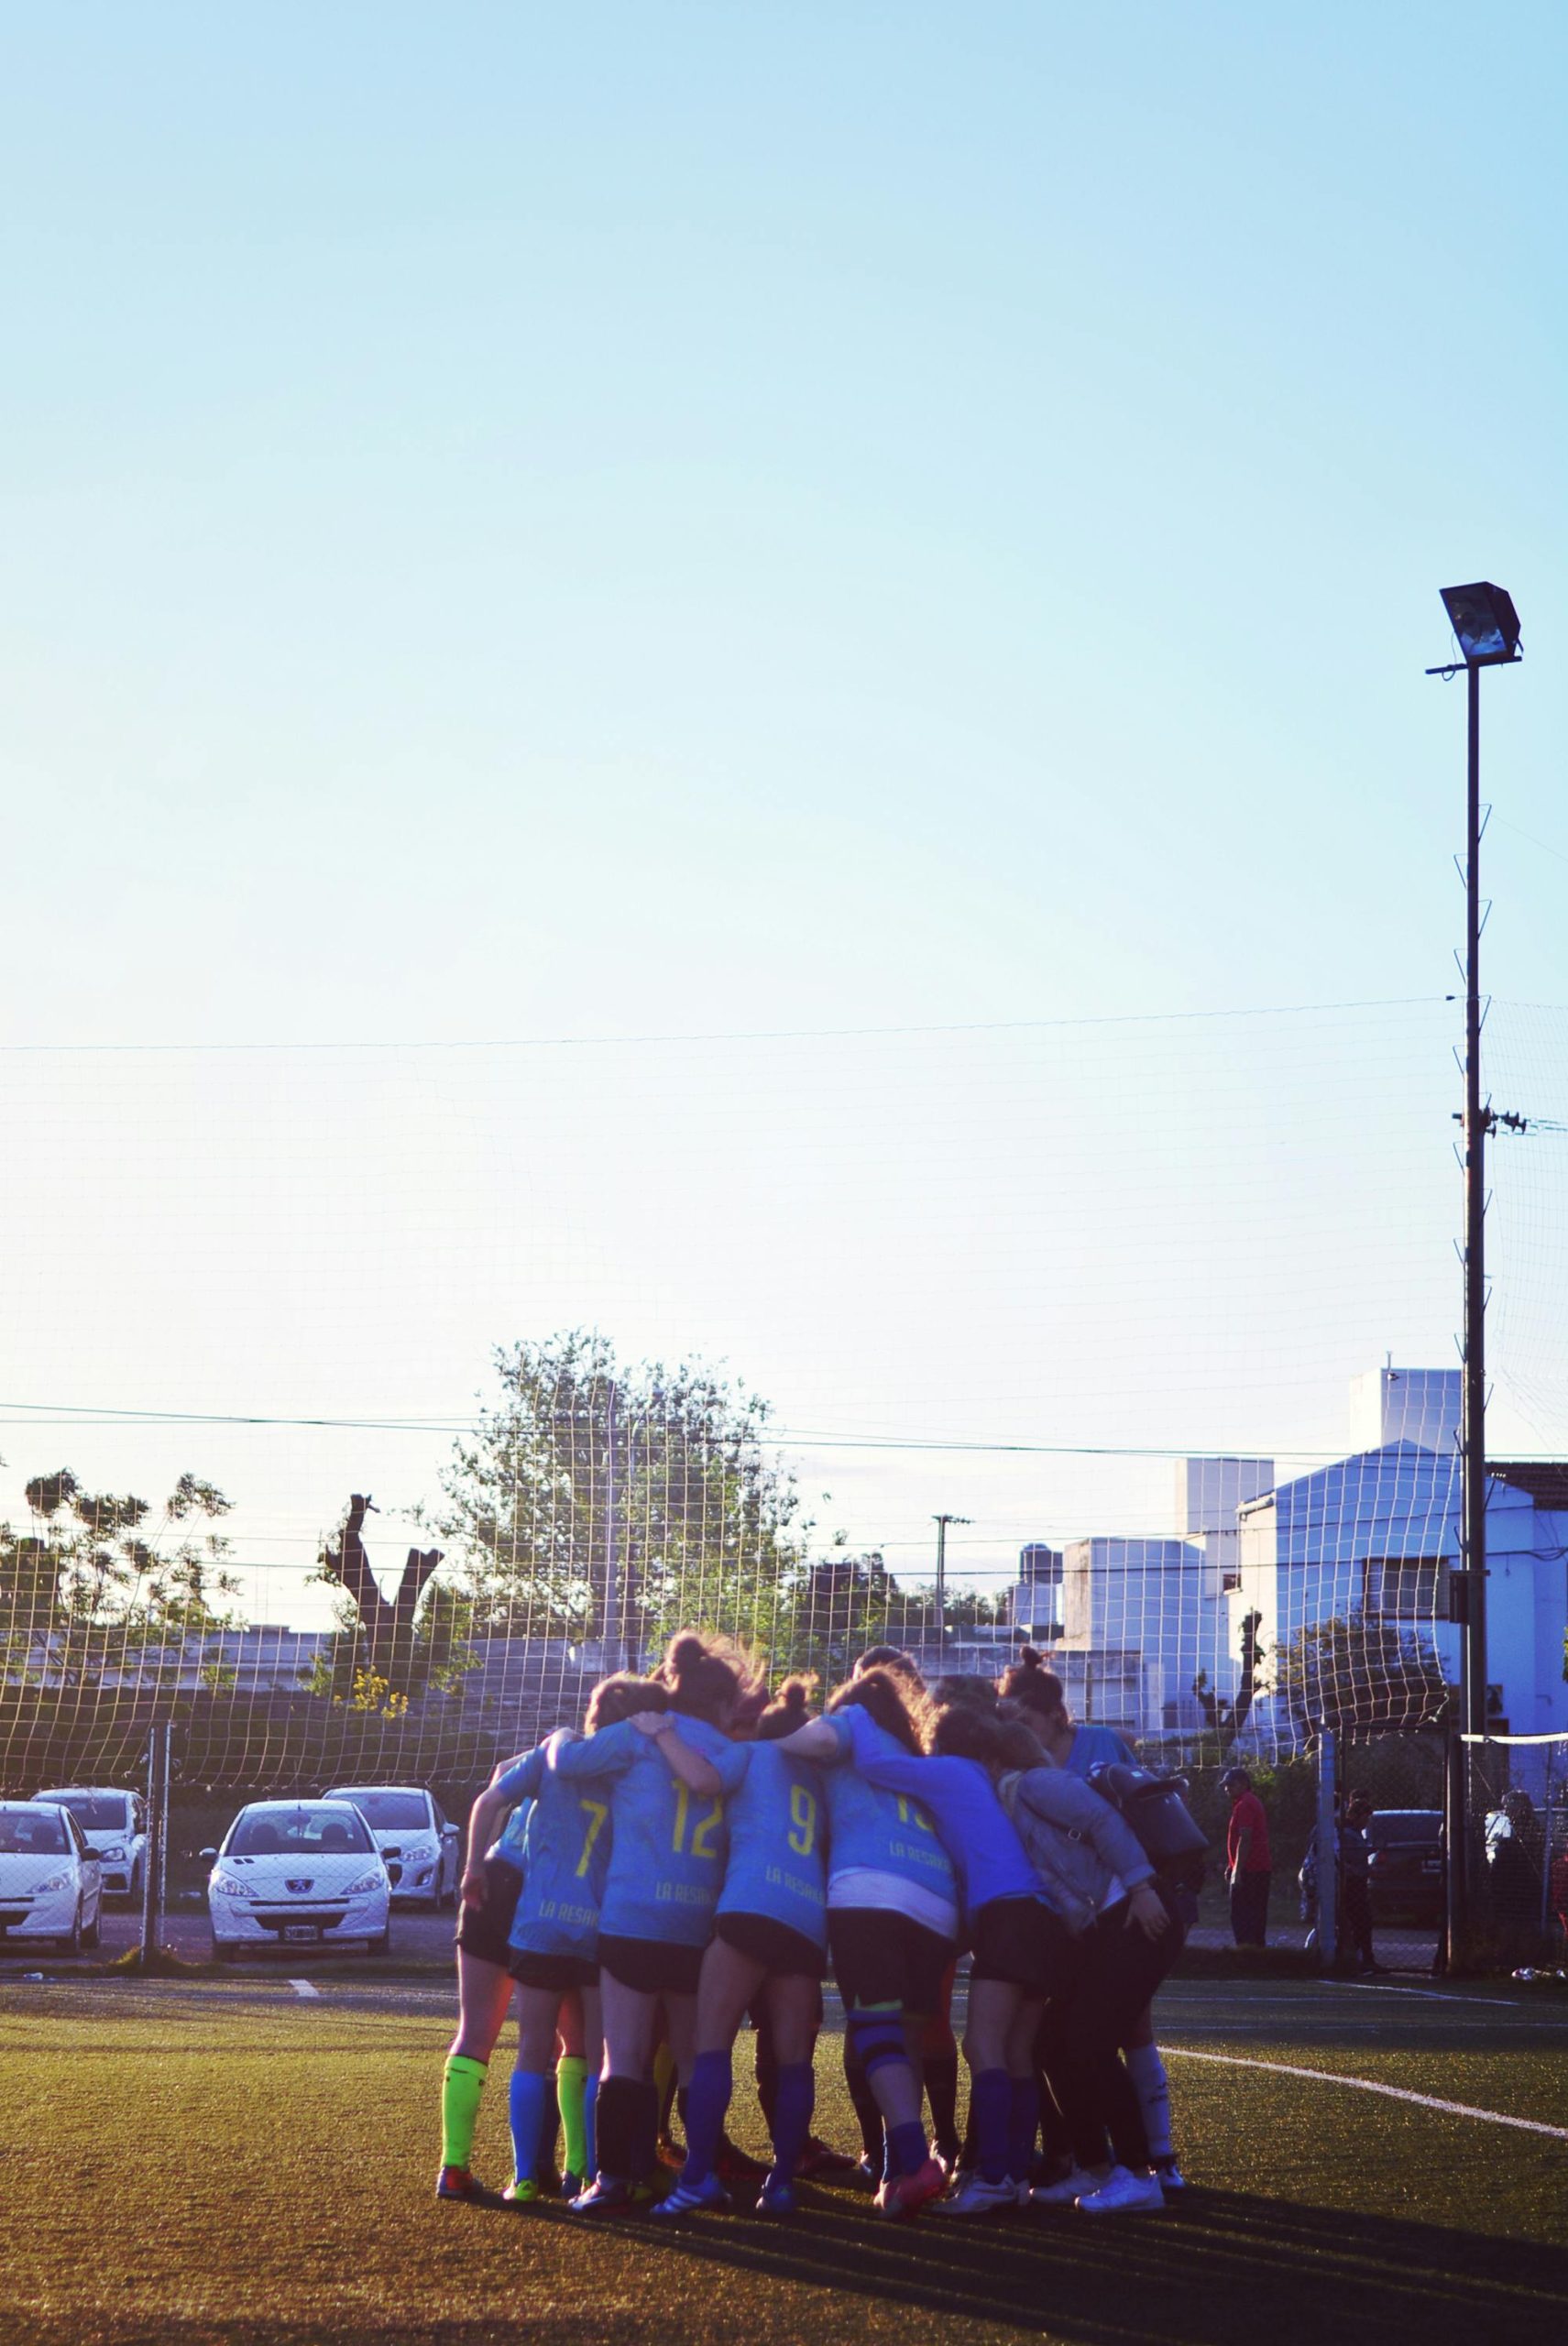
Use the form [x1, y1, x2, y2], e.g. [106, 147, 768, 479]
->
[1460, 1732, 1568, 1970]
[1, 994, 1565, 1811]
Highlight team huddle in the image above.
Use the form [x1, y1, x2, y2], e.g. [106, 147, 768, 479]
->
[437, 1632, 1195, 2222]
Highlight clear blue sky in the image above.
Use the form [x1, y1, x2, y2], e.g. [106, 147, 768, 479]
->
[1, 5, 1563, 1617]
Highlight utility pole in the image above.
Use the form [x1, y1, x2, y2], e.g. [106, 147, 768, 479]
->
[932, 1514, 971, 1644]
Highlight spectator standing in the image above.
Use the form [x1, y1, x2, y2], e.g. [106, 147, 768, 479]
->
[1222, 1768, 1272, 1948]
[1338, 1792, 1386, 1974]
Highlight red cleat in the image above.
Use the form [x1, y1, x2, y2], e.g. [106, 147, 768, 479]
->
[875, 2156, 947, 2220]
[436, 2165, 505, 2206]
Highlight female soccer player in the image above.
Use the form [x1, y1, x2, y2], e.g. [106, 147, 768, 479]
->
[998, 1733, 1183, 2214]
[999, 1650, 1182, 2191]
[773, 1668, 958, 2220]
[827, 1701, 1068, 2217]
[652, 1675, 828, 2219]
[436, 1749, 536, 2202]
[483, 1673, 670, 2203]
[554, 1630, 753, 2217]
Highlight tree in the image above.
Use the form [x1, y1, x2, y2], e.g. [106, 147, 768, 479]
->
[1274, 1611, 1453, 1744]
[0, 1464, 239, 1689]
[436, 1332, 810, 1661]
[1193, 1608, 1266, 1754]
[306, 1494, 473, 1708]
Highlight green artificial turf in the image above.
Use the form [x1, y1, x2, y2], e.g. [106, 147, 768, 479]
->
[0, 1977, 1563, 2346]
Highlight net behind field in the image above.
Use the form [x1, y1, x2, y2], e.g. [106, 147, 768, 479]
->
[2, 995, 1565, 1797]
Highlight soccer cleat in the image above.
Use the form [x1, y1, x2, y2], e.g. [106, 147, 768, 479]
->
[875, 2155, 948, 2220]
[756, 2174, 798, 2217]
[796, 2134, 856, 2178]
[932, 2171, 1021, 2218]
[651, 2173, 730, 2220]
[655, 2132, 685, 2170]
[853, 2156, 882, 2189]
[1076, 2165, 1165, 2215]
[560, 2170, 583, 2199]
[569, 2176, 641, 2217]
[934, 2141, 962, 2177]
[1152, 2158, 1187, 2195]
[1029, 2165, 1097, 2208]
[435, 2165, 505, 2206]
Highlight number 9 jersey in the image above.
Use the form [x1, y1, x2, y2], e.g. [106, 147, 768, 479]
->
[716, 1741, 828, 1951]
[551, 1716, 735, 1949]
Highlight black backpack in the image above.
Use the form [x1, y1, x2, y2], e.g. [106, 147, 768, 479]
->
[1087, 1761, 1209, 1890]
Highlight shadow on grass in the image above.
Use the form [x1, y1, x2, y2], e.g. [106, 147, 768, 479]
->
[628, 2180, 1568, 2346]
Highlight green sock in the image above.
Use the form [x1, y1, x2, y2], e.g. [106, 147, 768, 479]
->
[557, 2055, 589, 2179]
[441, 2055, 488, 2171]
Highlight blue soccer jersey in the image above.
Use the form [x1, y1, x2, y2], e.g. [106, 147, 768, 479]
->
[488, 1748, 539, 1869]
[817, 1711, 959, 1913]
[717, 1741, 828, 1949]
[497, 1732, 615, 1961]
[1060, 1723, 1136, 1780]
[552, 1714, 734, 1947]
[843, 1725, 1040, 1926]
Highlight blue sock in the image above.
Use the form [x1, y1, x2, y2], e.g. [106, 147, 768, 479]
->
[508, 2068, 549, 2187]
[890, 2119, 928, 2179]
[583, 2071, 599, 2180]
[971, 2067, 1013, 2185]
[680, 2048, 733, 2187]
[1008, 2075, 1039, 2183]
[769, 2060, 815, 2181]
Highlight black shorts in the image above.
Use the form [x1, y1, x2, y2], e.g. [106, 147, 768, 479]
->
[717, 1910, 827, 1980]
[969, 1895, 1066, 1994]
[598, 1934, 706, 1996]
[454, 1857, 524, 1967]
[509, 1947, 598, 1993]
[828, 1907, 956, 2015]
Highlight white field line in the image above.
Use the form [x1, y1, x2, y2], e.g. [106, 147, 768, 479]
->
[1165, 2046, 1568, 2139]
[1319, 1978, 1495, 2007]
[288, 1979, 321, 1999]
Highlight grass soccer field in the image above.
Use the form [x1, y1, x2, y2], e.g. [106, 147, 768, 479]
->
[1, 1974, 1564, 2346]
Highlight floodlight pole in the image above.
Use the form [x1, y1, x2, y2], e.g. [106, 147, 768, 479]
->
[932, 1513, 970, 1641]
[1460, 657, 1488, 1747]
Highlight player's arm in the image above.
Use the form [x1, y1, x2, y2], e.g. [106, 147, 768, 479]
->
[629, 1712, 725, 1797]
[461, 1748, 543, 1904]
[1229, 1823, 1254, 1881]
[773, 1717, 840, 1761]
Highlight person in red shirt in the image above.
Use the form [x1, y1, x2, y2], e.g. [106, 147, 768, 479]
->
[1222, 1768, 1273, 1948]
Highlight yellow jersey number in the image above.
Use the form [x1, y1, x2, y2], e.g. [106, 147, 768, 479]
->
[671, 1780, 724, 1860]
[786, 1782, 817, 1857]
[575, 1798, 609, 1879]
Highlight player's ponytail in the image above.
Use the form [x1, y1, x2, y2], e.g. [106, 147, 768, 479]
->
[827, 1666, 927, 1753]
[755, 1674, 817, 1742]
[997, 1644, 1068, 1726]
[660, 1628, 754, 1726]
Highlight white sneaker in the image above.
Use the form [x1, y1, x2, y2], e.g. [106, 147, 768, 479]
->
[933, 2172, 1021, 2217]
[1028, 2165, 1097, 2208]
[1076, 2165, 1165, 2215]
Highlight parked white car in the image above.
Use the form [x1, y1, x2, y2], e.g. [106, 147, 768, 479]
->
[206, 1801, 391, 1960]
[323, 1783, 460, 1908]
[0, 1801, 104, 1952]
[34, 1785, 148, 1902]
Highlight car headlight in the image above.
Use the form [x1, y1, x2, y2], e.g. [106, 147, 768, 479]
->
[214, 1875, 251, 1899]
[345, 1869, 384, 1896]
[35, 1872, 71, 1894]
[102, 1846, 126, 1862]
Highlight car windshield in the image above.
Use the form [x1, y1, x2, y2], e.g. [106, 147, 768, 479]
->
[0, 1809, 70, 1856]
[228, 1806, 373, 1857]
[1368, 1814, 1442, 1845]
[39, 1793, 127, 1834]
[333, 1792, 427, 1831]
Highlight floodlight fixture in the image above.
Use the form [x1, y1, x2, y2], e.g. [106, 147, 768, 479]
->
[1439, 580, 1521, 667]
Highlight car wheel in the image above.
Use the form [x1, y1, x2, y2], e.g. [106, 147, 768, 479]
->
[366, 1927, 390, 1956]
[82, 1903, 102, 1951]
[128, 1862, 143, 1905]
[61, 1903, 83, 1956]
[211, 1934, 242, 1964]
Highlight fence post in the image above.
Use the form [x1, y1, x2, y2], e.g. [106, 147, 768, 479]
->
[1315, 1725, 1337, 1968]
[139, 1721, 170, 1968]
[1442, 1730, 1467, 1974]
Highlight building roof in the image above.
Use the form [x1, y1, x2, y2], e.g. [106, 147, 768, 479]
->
[1489, 1460, 1568, 1511]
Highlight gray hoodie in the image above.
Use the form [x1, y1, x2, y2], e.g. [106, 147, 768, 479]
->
[996, 1764, 1155, 1935]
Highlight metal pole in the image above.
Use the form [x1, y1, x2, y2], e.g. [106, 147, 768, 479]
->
[1462, 657, 1489, 1742]
[1442, 1729, 1465, 1975]
[935, 1515, 948, 1633]
[139, 1721, 170, 1968]
[1315, 1726, 1337, 1970]
[602, 1383, 620, 1665]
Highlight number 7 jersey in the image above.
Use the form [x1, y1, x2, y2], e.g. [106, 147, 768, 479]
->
[551, 1715, 735, 1948]
[497, 1731, 615, 1963]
